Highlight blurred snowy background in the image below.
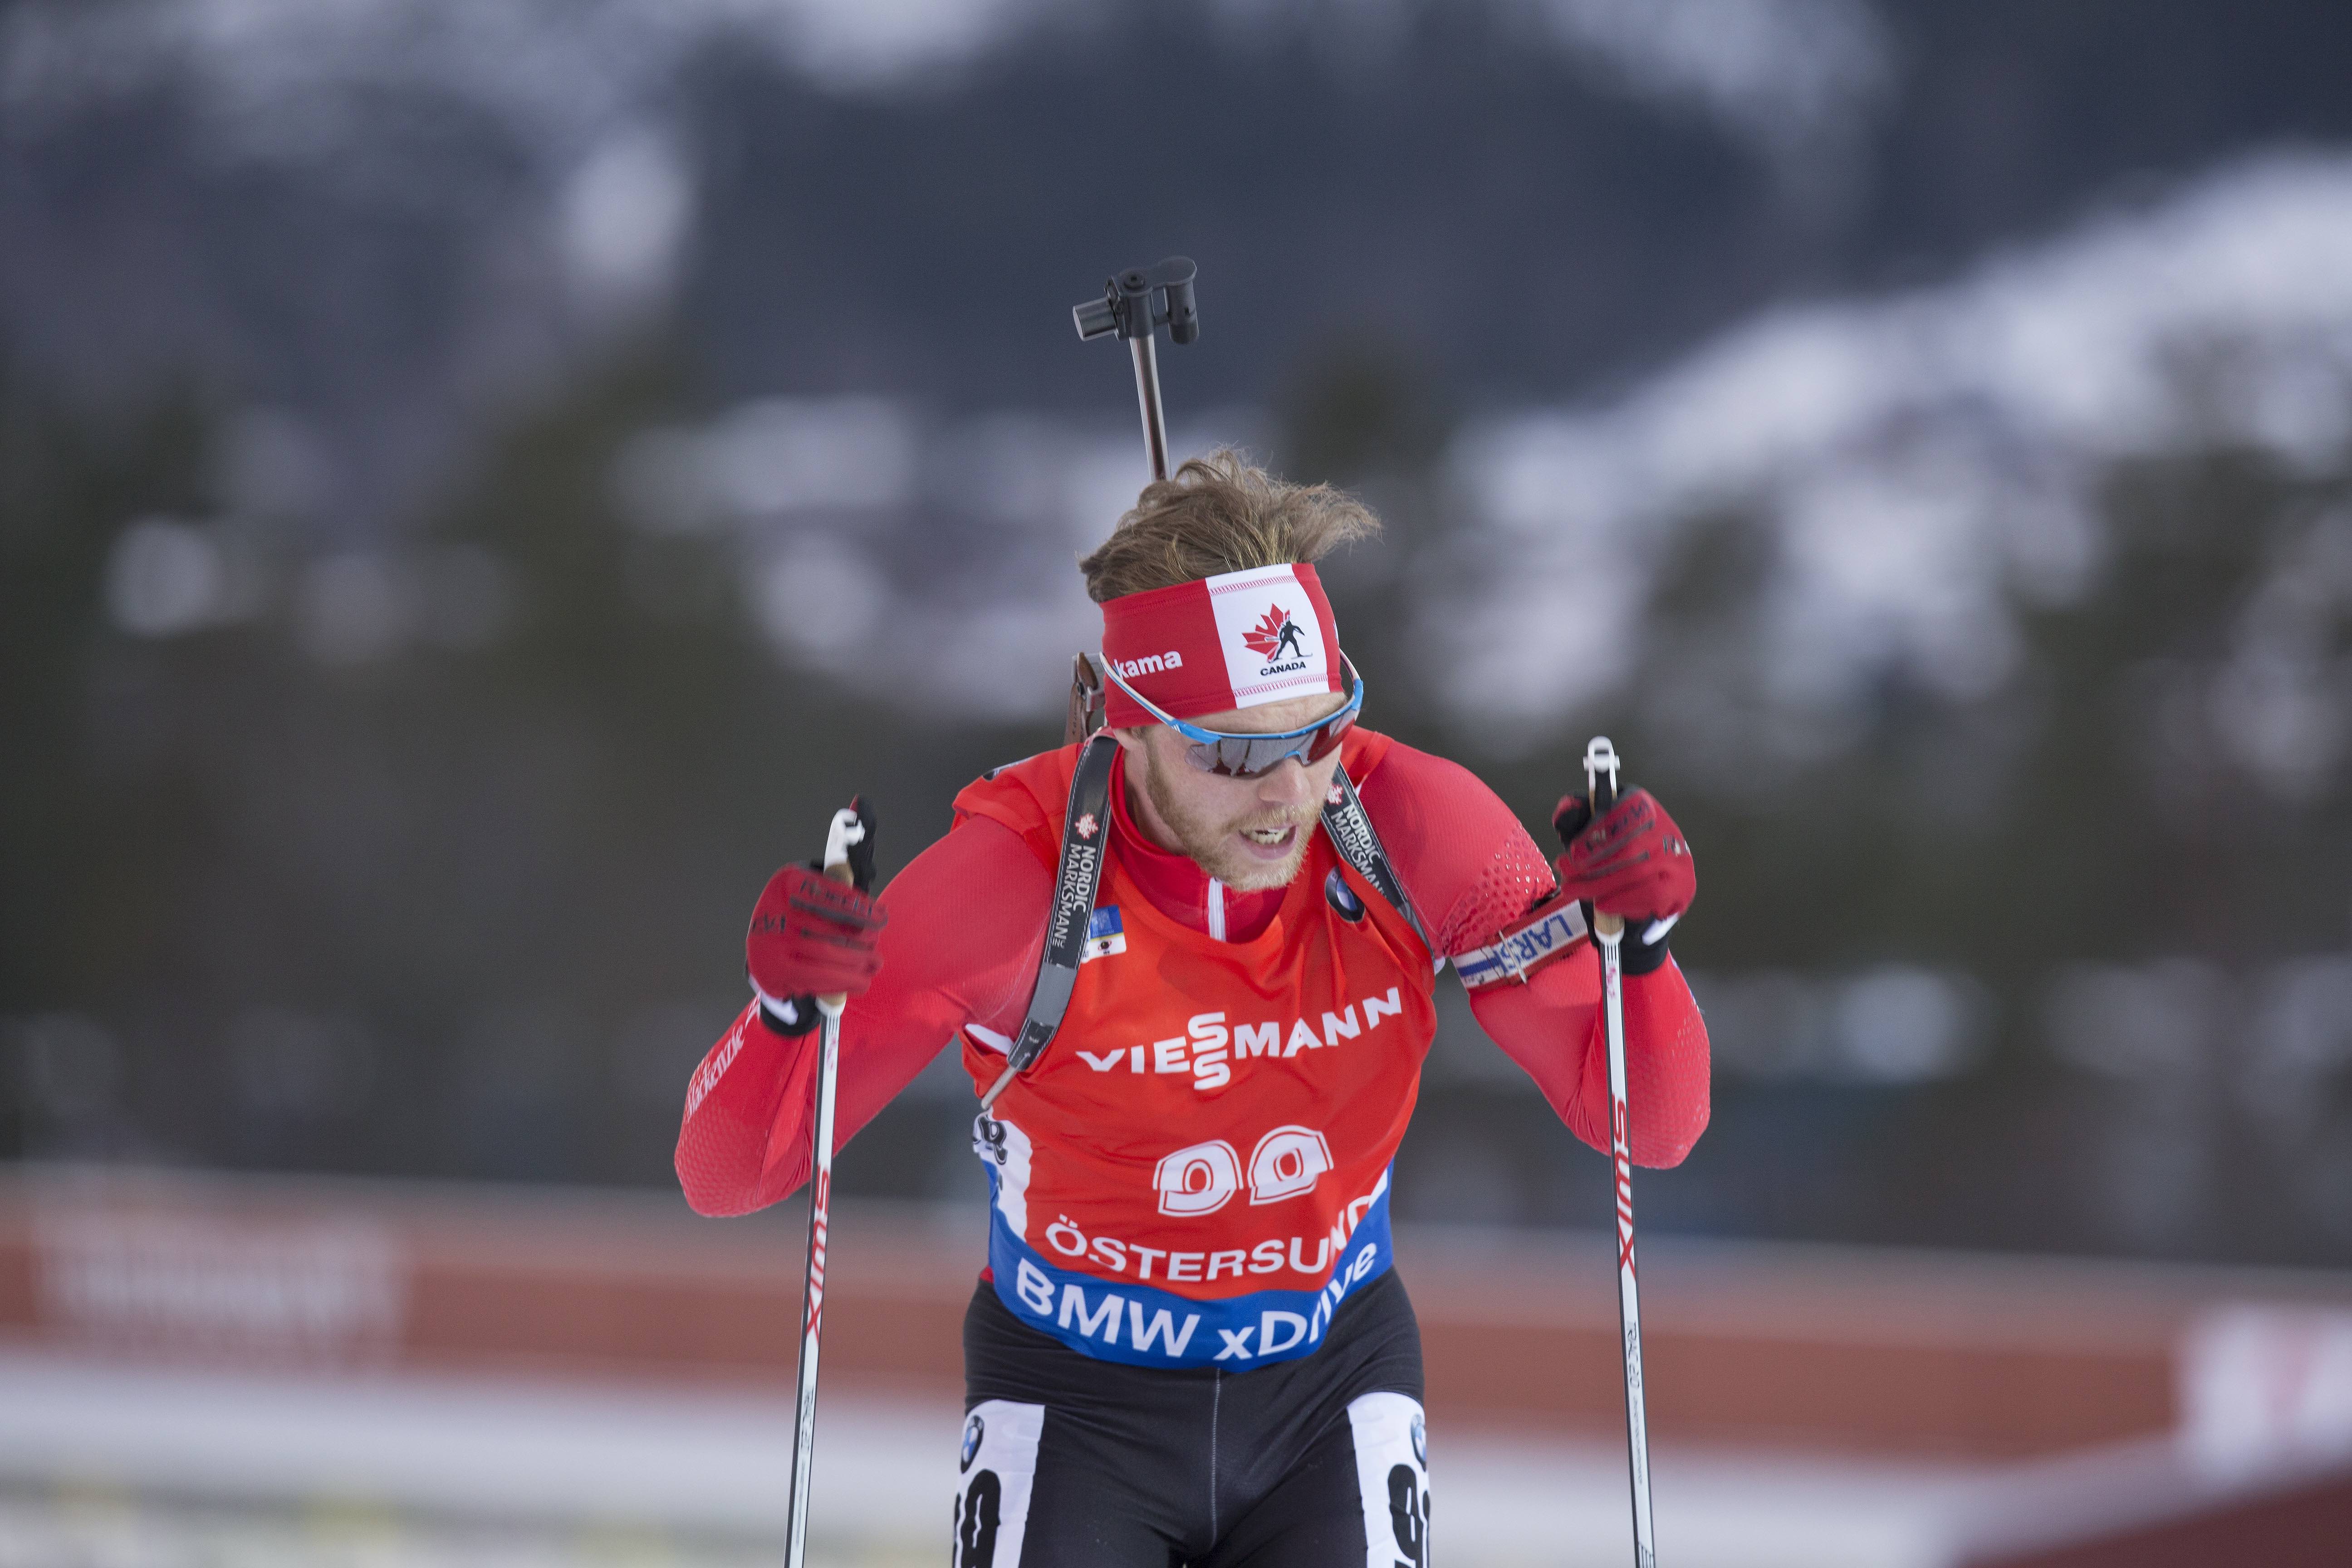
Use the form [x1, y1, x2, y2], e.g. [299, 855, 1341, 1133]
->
[10, 3, 2352, 1563]
[6, 0, 2352, 1264]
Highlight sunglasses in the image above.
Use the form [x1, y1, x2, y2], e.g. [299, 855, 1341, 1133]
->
[1096, 654, 1365, 779]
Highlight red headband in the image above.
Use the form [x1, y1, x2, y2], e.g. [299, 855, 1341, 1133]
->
[1099, 563, 1343, 727]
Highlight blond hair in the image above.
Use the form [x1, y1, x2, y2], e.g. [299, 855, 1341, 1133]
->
[1079, 450, 1381, 603]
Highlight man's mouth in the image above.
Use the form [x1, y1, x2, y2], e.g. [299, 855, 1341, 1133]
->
[1236, 824, 1300, 858]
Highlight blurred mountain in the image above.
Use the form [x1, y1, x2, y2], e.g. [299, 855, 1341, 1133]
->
[5, 0, 2352, 534]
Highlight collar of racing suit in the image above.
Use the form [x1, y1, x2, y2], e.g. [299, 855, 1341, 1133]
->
[1107, 748, 1286, 945]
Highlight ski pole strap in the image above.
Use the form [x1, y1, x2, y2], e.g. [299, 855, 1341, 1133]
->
[1318, 765, 1430, 956]
[1453, 894, 1591, 989]
[1000, 732, 1120, 1079]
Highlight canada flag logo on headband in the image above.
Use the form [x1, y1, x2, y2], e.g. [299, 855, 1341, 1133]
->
[1242, 606, 1317, 667]
[1209, 568, 1331, 702]
[1241, 606, 1310, 666]
[1098, 561, 1341, 725]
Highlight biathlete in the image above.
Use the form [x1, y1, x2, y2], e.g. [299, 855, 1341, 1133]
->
[676, 452, 1710, 1567]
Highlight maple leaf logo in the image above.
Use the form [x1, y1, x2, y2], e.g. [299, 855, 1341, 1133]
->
[1241, 605, 1289, 657]
[1073, 813, 1098, 840]
[1242, 604, 1308, 662]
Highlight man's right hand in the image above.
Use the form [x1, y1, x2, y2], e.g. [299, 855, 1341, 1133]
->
[746, 864, 887, 1035]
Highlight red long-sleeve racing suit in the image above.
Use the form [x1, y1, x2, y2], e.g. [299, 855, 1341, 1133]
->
[677, 730, 1709, 1367]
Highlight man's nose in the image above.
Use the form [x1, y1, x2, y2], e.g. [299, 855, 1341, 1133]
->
[1255, 758, 1313, 808]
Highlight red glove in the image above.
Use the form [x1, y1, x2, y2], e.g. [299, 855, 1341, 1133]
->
[1551, 788, 1695, 924]
[745, 863, 887, 1033]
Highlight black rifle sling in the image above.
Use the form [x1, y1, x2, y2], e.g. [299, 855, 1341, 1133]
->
[1000, 731, 1119, 1078]
[1319, 763, 1430, 952]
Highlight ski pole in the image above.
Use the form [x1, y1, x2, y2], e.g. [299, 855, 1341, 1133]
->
[1584, 735, 1657, 1568]
[783, 800, 875, 1568]
[1073, 257, 1199, 482]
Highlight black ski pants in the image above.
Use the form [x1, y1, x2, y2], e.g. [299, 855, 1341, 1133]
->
[953, 1267, 1433, 1568]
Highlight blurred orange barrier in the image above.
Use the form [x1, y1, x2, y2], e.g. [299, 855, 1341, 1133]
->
[5, 1165, 2352, 1464]
[1405, 1234, 2207, 1458]
[1945, 1432, 2352, 1566]
[1972, 1467, 2352, 1566]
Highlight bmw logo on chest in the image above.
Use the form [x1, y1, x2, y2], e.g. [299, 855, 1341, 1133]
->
[1325, 867, 1366, 922]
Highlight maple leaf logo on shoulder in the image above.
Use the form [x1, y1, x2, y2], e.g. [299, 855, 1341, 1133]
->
[1242, 604, 1309, 662]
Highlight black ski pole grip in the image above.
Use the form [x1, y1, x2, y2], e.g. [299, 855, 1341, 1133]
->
[814, 797, 878, 1014]
[1583, 736, 1620, 818]
[1582, 737, 1623, 942]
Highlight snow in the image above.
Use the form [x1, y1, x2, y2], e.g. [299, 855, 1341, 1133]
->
[0, 1347, 1984, 1567]
[1427, 150, 2352, 747]
[18, 1342, 2338, 1568]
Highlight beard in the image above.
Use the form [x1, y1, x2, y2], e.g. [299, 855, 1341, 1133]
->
[1142, 757, 1323, 892]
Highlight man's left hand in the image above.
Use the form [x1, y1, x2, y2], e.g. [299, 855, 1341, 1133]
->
[1551, 787, 1695, 937]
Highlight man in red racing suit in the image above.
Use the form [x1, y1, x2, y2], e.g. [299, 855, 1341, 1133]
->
[676, 453, 1708, 1567]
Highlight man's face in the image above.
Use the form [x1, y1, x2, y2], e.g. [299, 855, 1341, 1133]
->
[1114, 690, 1351, 892]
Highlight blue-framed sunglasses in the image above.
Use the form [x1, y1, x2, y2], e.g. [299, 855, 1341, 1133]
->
[1095, 653, 1365, 779]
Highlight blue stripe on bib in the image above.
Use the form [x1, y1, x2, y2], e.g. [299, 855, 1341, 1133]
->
[982, 1173, 1396, 1371]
